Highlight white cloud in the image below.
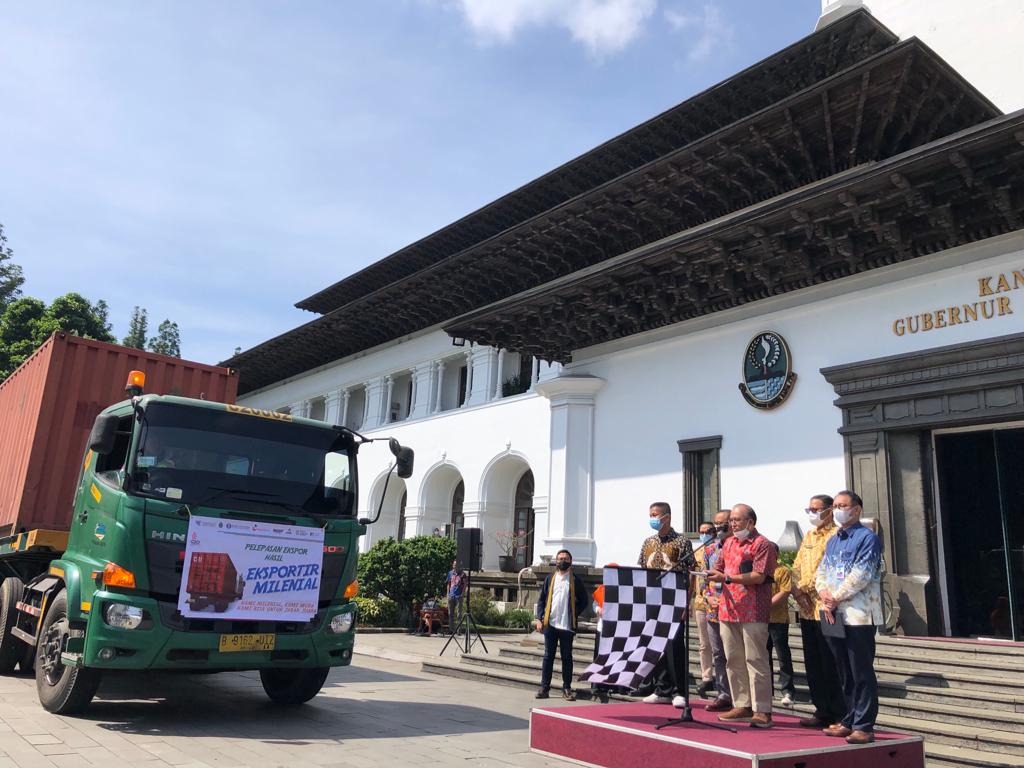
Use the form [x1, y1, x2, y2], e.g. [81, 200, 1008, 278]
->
[665, 3, 735, 62]
[454, 0, 658, 56]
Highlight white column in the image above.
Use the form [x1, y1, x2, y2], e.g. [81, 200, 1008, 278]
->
[324, 389, 344, 425]
[340, 389, 351, 427]
[433, 361, 446, 413]
[362, 377, 386, 430]
[383, 375, 395, 423]
[529, 356, 541, 391]
[535, 375, 605, 566]
[410, 362, 435, 419]
[289, 400, 309, 418]
[464, 347, 497, 407]
[816, 0, 863, 30]
[493, 349, 506, 400]
[461, 350, 474, 407]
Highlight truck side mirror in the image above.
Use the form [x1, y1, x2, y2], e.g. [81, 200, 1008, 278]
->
[88, 413, 119, 456]
[388, 438, 415, 479]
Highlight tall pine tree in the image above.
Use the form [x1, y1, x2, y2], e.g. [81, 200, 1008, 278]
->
[0, 222, 25, 311]
[148, 319, 181, 357]
[122, 306, 148, 349]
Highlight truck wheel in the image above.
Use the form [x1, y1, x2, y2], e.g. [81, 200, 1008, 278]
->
[260, 667, 329, 706]
[0, 577, 28, 673]
[35, 589, 101, 714]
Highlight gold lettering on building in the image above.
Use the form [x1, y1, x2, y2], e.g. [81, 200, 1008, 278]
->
[890, 267, 1018, 337]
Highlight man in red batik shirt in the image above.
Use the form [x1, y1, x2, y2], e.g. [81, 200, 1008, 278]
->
[707, 503, 778, 728]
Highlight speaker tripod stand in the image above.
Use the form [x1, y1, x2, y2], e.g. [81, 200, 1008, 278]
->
[439, 569, 488, 656]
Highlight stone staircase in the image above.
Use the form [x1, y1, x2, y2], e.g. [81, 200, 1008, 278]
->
[422, 627, 1024, 768]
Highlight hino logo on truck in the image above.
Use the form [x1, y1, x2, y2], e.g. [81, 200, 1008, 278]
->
[151, 530, 186, 543]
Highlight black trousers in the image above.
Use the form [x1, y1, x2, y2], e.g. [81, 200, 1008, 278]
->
[767, 623, 795, 696]
[541, 626, 575, 691]
[652, 624, 688, 697]
[824, 625, 879, 733]
[800, 618, 846, 722]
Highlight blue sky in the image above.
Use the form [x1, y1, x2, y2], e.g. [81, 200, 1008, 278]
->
[0, 1, 820, 364]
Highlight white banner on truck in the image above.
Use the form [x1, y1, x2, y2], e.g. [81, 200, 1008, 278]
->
[178, 516, 325, 622]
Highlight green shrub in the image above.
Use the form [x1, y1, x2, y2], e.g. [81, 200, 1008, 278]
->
[358, 535, 457, 623]
[777, 550, 797, 568]
[503, 608, 534, 629]
[352, 595, 397, 627]
[468, 588, 503, 626]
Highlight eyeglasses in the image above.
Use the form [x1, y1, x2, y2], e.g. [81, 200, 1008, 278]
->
[833, 504, 855, 511]
[804, 507, 831, 514]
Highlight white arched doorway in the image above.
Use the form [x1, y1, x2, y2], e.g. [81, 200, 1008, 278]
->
[418, 462, 465, 539]
[479, 453, 534, 569]
[364, 471, 408, 549]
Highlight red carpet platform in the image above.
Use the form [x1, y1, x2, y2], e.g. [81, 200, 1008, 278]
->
[530, 701, 924, 768]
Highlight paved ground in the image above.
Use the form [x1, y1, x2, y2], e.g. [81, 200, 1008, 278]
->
[0, 632, 577, 768]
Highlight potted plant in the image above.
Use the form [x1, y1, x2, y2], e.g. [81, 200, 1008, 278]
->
[495, 529, 531, 572]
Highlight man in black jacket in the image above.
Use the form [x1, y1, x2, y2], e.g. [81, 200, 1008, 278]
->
[534, 549, 589, 701]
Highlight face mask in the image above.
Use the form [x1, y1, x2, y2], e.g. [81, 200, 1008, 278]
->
[806, 510, 825, 527]
[734, 528, 751, 542]
[556, 560, 571, 571]
[699, 533, 713, 546]
[716, 527, 728, 539]
[650, 517, 664, 531]
[834, 507, 855, 526]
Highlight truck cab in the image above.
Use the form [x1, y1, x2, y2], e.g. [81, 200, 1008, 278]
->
[0, 380, 412, 714]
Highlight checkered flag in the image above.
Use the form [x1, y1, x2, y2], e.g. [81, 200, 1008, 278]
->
[578, 566, 688, 689]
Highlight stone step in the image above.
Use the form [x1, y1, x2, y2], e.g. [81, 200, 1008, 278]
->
[459, 652, 1024, 731]
[421, 657, 1024, 763]
[500, 641, 1024, 696]
[463, 650, 1024, 713]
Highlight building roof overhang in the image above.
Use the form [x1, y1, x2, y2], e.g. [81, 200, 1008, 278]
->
[443, 112, 1024, 361]
[225, 18, 998, 395]
[295, 10, 897, 315]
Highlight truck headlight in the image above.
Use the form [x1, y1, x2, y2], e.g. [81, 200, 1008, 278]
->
[330, 612, 354, 634]
[104, 603, 144, 630]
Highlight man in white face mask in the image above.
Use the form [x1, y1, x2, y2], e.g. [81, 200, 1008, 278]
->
[789, 494, 844, 729]
[815, 491, 882, 745]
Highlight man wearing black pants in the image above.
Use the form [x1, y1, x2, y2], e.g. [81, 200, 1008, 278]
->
[816, 491, 882, 745]
[534, 549, 588, 701]
[790, 494, 845, 728]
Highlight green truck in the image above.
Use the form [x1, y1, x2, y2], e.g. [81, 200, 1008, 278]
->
[0, 338, 411, 714]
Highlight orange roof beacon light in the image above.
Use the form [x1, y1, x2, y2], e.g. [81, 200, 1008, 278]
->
[125, 370, 146, 396]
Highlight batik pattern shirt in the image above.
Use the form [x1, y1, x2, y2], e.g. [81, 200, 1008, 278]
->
[815, 522, 882, 626]
[703, 540, 725, 623]
[638, 530, 695, 573]
[718, 533, 777, 624]
[790, 523, 837, 621]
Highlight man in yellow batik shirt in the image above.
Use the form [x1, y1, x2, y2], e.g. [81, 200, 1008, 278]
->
[789, 494, 844, 728]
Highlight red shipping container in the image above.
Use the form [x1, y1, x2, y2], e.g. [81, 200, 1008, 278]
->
[186, 552, 243, 608]
[0, 332, 238, 535]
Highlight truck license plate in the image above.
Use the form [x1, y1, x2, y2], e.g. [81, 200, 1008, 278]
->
[218, 633, 275, 653]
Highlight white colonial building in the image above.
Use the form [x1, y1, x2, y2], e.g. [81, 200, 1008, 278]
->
[230, 2, 1024, 640]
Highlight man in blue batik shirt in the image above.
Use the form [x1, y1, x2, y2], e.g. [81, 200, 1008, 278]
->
[815, 490, 882, 746]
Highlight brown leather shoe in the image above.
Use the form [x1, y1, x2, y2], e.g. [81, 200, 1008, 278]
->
[823, 724, 853, 738]
[562, 688, 577, 702]
[798, 714, 828, 728]
[535, 687, 549, 699]
[705, 697, 733, 712]
[749, 712, 773, 729]
[718, 706, 754, 722]
[846, 730, 875, 744]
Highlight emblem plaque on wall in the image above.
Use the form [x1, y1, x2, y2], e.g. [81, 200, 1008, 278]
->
[739, 331, 797, 409]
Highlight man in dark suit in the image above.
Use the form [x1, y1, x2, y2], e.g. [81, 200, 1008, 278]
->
[534, 549, 588, 701]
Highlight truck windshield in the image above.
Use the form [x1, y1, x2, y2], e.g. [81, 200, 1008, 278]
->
[130, 403, 355, 517]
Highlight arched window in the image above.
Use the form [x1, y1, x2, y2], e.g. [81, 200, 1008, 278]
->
[450, 480, 465, 536]
[513, 470, 535, 569]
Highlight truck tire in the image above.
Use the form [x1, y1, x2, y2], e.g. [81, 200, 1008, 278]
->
[35, 589, 101, 714]
[260, 667, 329, 706]
[0, 577, 27, 673]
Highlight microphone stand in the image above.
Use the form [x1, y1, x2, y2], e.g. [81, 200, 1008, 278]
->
[656, 537, 736, 733]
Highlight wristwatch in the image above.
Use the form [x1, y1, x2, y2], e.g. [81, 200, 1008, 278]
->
[725, 575, 732, 584]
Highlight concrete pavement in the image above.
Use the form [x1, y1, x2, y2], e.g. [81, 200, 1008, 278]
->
[0, 632, 575, 768]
